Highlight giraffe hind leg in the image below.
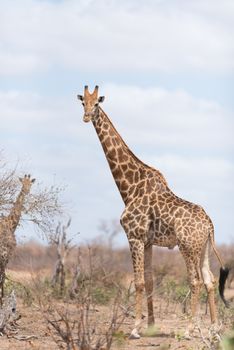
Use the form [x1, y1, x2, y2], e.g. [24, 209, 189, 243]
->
[189, 263, 202, 319]
[201, 240, 217, 324]
[179, 247, 203, 337]
[186, 262, 203, 338]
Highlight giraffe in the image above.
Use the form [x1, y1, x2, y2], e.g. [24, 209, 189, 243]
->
[0, 174, 35, 304]
[77, 86, 229, 339]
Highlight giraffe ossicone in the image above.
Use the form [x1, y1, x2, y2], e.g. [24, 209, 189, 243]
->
[78, 85, 229, 339]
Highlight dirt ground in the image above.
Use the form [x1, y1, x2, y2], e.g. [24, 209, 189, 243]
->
[0, 287, 233, 350]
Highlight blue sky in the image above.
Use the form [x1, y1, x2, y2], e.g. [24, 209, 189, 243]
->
[1, 0, 234, 245]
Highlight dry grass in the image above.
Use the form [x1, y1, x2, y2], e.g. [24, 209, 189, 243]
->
[2, 240, 234, 349]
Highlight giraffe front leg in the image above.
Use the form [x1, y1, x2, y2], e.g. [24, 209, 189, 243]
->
[129, 238, 145, 339]
[144, 244, 155, 327]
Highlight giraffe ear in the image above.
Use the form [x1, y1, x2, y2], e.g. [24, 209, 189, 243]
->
[98, 96, 105, 103]
[31, 178, 36, 183]
[77, 95, 84, 101]
[19, 177, 23, 183]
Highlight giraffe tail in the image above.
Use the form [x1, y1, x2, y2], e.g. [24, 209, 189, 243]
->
[209, 233, 230, 308]
[219, 267, 230, 307]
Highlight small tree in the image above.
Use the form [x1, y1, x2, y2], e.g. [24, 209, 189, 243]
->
[0, 151, 64, 237]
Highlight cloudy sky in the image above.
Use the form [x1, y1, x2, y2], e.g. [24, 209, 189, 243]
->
[1, 0, 234, 246]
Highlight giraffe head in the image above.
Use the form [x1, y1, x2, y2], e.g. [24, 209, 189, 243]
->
[77, 85, 105, 122]
[19, 174, 36, 194]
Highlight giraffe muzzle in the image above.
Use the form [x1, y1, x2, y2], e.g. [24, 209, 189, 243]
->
[83, 113, 93, 122]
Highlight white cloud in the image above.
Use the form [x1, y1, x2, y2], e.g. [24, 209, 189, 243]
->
[1, 0, 233, 76]
[103, 83, 233, 153]
[0, 90, 81, 136]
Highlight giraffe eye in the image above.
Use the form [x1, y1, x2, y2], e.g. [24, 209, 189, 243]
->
[94, 102, 98, 107]
[82, 102, 84, 106]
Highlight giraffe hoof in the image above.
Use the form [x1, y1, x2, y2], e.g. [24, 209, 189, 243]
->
[184, 330, 192, 340]
[129, 328, 141, 339]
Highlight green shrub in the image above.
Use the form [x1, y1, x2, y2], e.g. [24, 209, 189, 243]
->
[91, 285, 118, 305]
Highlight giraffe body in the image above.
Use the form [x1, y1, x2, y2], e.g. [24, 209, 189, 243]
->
[0, 175, 35, 303]
[78, 86, 229, 338]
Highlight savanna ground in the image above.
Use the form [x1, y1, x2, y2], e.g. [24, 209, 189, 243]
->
[1, 238, 234, 350]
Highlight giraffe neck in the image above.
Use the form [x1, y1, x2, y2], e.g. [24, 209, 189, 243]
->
[92, 108, 167, 204]
[8, 189, 26, 232]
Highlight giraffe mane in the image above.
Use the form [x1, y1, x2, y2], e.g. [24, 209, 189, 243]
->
[99, 107, 168, 186]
